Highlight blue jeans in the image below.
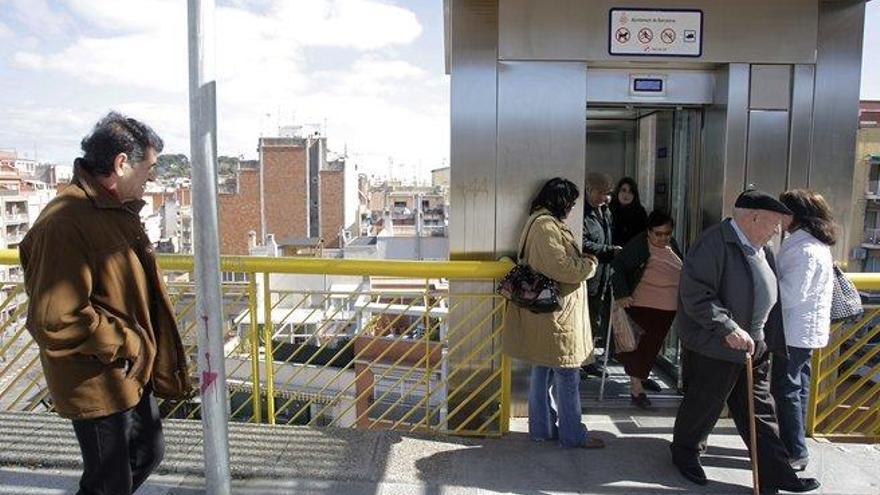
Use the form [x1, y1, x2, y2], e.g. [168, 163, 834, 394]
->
[771, 346, 813, 461]
[528, 366, 588, 447]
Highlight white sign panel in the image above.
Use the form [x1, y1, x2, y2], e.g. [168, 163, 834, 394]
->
[609, 9, 703, 57]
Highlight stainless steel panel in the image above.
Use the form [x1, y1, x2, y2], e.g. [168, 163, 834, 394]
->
[699, 66, 729, 228]
[498, 0, 817, 64]
[496, 61, 587, 255]
[788, 65, 815, 189]
[811, 0, 865, 261]
[450, 0, 498, 260]
[750, 65, 792, 110]
[448, 0, 503, 426]
[722, 64, 751, 217]
[497, 61, 586, 417]
[746, 110, 791, 195]
[637, 114, 657, 212]
[586, 131, 627, 181]
[586, 69, 715, 105]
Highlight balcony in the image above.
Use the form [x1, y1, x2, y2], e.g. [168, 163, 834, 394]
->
[3, 213, 28, 225]
[4, 233, 25, 246]
[864, 228, 880, 248]
[867, 180, 880, 200]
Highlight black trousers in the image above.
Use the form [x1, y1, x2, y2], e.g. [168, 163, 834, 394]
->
[72, 391, 165, 495]
[671, 348, 799, 487]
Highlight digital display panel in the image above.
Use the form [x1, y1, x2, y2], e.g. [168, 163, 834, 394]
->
[633, 78, 664, 92]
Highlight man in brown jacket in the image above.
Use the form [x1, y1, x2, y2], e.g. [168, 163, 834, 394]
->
[20, 112, 192, 495]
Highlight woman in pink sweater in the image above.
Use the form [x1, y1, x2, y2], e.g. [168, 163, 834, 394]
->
[611, 210, 683, 409]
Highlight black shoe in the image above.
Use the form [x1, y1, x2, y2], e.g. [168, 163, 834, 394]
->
[671, 450, 707, 486]
[761, 478, 820, 494]
[582, 363, 605, 377]
[630, 393, 653, 410]
[641, 378, 663, 392]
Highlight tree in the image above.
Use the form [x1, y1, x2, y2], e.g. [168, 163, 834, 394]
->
[156, 154, 190, 178]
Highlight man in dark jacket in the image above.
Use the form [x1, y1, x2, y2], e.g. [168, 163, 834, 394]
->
[20, 112, 191, 495]
[670, 190, 819, 494]
[582, 172, 619, 377]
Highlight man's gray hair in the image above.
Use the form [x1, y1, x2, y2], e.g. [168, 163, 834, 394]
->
[586, 172, 613, 192]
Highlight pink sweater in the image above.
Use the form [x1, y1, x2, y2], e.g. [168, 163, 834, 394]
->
[631, 243, 682, 311]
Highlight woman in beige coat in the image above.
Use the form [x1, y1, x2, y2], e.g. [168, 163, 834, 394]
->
[503, 178, 604, 448]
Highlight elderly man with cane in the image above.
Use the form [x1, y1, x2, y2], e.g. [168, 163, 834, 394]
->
[669, 190, 820, 494]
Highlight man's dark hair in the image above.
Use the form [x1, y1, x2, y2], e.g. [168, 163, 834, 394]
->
[780, 189, 837, 245]
[530, 177, 580, 219]
[76, 112, 164, 176]
[646, 209, 675, 230]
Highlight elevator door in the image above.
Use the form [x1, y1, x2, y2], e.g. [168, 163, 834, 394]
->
[586, 106, 703, 385]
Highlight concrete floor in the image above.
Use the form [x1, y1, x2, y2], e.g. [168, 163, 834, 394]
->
[1, 409, 878, 495]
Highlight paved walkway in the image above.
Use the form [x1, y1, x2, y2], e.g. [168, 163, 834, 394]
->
[1, 410, 878, 494]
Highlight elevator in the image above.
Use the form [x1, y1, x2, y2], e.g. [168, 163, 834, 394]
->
[446, 0, 867, 416]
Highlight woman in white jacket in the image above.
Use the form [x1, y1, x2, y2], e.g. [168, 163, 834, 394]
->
[772, 190, 836, 472]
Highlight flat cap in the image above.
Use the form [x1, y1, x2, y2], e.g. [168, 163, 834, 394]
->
[735, 189, 793, 215]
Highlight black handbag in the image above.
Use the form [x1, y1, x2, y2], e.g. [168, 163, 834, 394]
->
[830, 264, 863, 322]
[497, 214, 561, 314]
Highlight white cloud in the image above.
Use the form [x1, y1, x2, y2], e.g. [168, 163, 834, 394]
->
[4, 0, 447, 178]
[65, 0, 179, 33]
[0, 22, 12, 39]
[5, 0, 72, 37]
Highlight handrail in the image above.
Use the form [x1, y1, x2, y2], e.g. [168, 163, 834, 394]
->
[0, 249, 513, 279]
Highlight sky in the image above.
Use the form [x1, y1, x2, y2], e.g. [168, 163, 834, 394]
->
[0, 1, 878, 182]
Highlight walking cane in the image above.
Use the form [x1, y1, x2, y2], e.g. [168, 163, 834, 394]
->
[746, 354, 760, 495]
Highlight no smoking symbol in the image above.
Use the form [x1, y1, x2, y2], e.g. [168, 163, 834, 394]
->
[616, 27, 630, 43]
[661, 28, 676, 44]
[638, 28, 653, 44]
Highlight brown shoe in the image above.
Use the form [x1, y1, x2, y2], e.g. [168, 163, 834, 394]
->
[580, 436, 606, 449]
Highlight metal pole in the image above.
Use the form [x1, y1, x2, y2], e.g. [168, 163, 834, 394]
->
[187, 1, 231, 493]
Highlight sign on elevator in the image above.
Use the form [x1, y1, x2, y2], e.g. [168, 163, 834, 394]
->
[609, 8, 703, 57]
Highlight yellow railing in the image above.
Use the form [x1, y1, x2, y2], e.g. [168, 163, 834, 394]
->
[807, 275, 880, 443]
[0, 250, 514, 437]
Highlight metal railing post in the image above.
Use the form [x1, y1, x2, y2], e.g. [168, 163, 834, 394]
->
[187, 0, 230, 492]
[249, 275, 262, 423]
[263, 272, 276, 423]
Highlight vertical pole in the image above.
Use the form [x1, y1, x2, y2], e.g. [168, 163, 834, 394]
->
[249, 275, 262, 423]
[500, 353, 511, 434]
[263, 272, 276, 423]
[187, 1, 231, 493]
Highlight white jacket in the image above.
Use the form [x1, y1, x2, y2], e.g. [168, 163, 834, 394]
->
[777, 229, 834, 349]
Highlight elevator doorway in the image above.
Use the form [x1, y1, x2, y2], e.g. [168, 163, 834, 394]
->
[586, 105, 703, 383]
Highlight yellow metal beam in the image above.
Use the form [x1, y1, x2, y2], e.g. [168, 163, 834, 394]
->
[0, 249, 511, 279]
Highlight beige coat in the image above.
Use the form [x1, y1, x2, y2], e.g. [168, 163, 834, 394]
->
[502, 210, 597, 368]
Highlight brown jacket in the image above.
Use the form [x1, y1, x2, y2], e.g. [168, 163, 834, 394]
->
[503, 210, 597, 368]
[20, 165, 192, 419]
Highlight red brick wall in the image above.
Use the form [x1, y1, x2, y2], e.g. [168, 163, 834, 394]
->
[218, 169, 261, 255]
[263, 145, 308, 243]
[320, 170, 345, 248]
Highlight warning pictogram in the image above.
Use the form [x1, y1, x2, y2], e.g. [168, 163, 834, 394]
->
[638, 28, 653, 44]
[661, 28, 676, 44]
[683, 30, 697, 43]
[616, 27, 631, 43]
